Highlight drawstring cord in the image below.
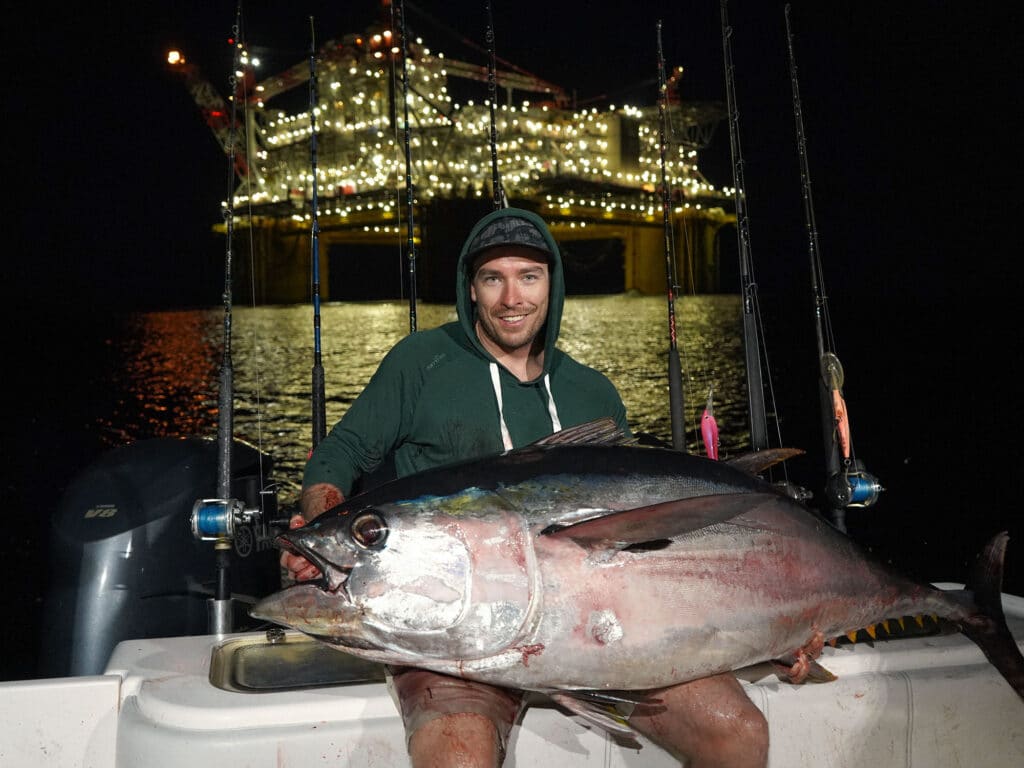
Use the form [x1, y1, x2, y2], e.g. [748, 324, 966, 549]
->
[489, 362, 561, 451]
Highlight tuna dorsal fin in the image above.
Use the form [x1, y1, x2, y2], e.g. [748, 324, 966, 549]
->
[531, 417, 635, 447]
[543, 492, 782, 547]
[726, 447, 804, 475]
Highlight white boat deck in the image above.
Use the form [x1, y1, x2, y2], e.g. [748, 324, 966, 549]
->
[3, 585, 1023, 768]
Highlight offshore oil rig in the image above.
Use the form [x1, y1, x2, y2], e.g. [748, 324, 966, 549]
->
[169, 4, 736, 303]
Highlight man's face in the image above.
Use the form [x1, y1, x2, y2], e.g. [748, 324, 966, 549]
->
[470, 245, 550, 356]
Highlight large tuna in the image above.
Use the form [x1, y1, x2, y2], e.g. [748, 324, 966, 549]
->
[251, 422, 1024, 725]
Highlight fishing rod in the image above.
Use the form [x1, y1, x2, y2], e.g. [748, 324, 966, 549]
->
[190, 1, 266, 635]
[308, 17, 327, 447]
[215, 8, 241, 504]
[719, 0, 769, 453]
[394, 0, 419, 332]
[210, 6, 245, 627]
[485, 1, 507, 208]
[656, 20, 687, 453]
[784, 5, 881, 531]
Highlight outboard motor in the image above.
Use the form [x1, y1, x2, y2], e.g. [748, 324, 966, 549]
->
[40, 437, 283, 677]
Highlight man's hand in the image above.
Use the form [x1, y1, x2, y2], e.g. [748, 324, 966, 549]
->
[280, 483, 345, 583]
[280, 513, 322, 582]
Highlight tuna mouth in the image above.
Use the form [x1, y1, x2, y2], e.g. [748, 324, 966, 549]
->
[276, 533, 352, 594]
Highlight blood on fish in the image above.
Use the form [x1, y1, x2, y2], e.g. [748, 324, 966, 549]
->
[515, 643, 545, 666]
[501, 527, 528, 569]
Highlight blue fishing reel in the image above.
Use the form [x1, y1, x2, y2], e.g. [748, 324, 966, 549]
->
[825, 459, 883, 509]
[191, 498, 263, 541]
[191, 495, 276, 636]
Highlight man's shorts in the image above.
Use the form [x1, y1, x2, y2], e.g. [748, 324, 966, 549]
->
[387, 665, 524, 755]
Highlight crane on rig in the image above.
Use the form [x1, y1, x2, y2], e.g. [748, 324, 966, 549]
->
[166, 48, 255, 181]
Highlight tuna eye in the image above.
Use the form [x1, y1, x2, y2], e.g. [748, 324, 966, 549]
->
[350, 511, 388, 549]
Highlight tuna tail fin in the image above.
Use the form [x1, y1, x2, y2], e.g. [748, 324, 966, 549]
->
[959, 531, 1024, 700]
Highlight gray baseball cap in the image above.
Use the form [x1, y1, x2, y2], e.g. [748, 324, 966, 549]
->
[466, 215, 554, 261]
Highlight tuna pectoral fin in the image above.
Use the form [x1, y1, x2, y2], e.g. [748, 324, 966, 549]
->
[961, 532, 1024, 699]
[548, 691, 659, 749]
[544, 492, 781, 548]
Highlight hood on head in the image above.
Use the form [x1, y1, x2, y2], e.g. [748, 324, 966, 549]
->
[455, 207, 565, 372]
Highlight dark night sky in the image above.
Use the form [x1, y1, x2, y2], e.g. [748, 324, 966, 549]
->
[3, 1, 1023, 678]
[10, 1, 1020, 315]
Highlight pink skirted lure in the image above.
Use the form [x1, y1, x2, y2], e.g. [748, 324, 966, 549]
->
[701, 393, 719, 460]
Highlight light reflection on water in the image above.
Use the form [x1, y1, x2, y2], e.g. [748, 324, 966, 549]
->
[99, 294, 746, 503]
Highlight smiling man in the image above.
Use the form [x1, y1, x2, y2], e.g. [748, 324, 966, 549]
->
[296, 207, 628, 493]
[286, 206, 767, 768]
[470, 244, 549, 381]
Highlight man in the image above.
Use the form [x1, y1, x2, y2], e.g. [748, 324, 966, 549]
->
[283, 207, 768, 767]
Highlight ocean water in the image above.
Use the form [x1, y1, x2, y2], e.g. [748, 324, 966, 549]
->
[92, 294, 749, 503]
[4, 293, 1020, 681]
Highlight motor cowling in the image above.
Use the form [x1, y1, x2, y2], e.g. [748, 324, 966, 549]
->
[39, 437, 282, 677]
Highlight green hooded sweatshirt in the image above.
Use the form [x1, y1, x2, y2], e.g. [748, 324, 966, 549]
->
[303, 207, 630, 496]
